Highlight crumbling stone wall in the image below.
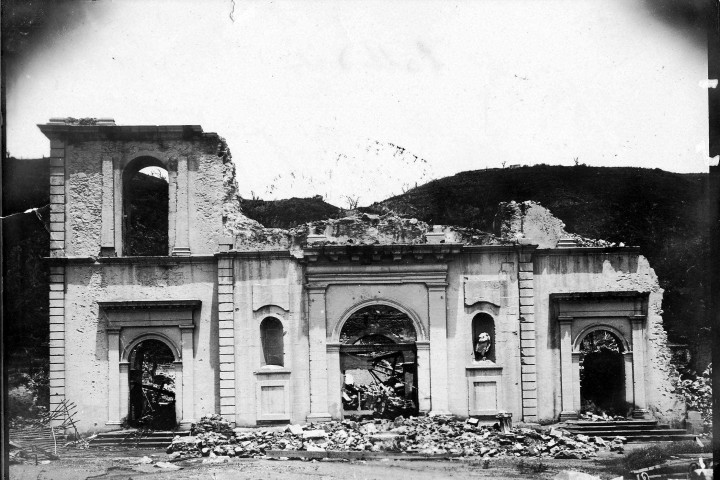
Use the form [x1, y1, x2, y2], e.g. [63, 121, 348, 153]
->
[62, 136, 229, 257]
[504, 201, 683, 423]
[65, 143, 103, 256]
[496, 201, 615, 248]
[226, 210, 508, 252]
[62, 261, 219, 433]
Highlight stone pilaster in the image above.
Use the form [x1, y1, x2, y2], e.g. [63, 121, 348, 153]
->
[428, 283, 450, 415]
[180, 325, 196, 427]
[217, 256, 236, 423]
[306, 285, 331, 422]
[326, 343, 342, 419]
[630, 315, 649, 418]
[558, 316, 577, 420]
[49, 140, 66, 256]
[518, 249, 538, 422]
[48, 264, 66, 425]
[416, 341, 432, 412]
[106, 328, 121, 425]
[100, 155, 116, 256]
[172, 155, 191, 256]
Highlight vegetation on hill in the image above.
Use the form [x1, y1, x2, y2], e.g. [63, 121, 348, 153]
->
[242, 195, 342, 229]
[3, 160, 711, 397]
[367, 164, 710, 365]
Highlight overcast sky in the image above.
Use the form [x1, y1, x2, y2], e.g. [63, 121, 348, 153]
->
[5, 0, 710, 206]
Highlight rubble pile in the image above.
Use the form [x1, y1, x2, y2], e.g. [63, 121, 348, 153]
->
[578, 411, 627, 422]
[167, 415, 627, 459]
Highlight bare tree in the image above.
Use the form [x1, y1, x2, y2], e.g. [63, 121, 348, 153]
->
[344, 195, 360, 210]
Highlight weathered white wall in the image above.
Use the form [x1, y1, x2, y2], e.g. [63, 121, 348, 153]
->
[533, 252, 683, 423]
[232, 256, 308, 425]
[63, 261, 218, 433]
[63, 138, 225, 257]
[446, 251, 523, 420]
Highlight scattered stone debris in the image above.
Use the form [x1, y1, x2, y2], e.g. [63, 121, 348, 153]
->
[166, 414, 626, 460]
[577, 411, 627, 422]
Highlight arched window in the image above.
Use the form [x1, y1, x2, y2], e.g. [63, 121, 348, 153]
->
[472, 313, 496, 362]
[260, 317, 284, 367]
[123, 157, 168, 256]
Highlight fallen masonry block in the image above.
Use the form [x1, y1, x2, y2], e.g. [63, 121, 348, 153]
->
[287, 425, 304, 436]
[302, 429, 327, 439]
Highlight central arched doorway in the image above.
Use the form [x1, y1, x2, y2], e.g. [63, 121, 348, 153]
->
[579, 329, 626, 416]
[127, 339, 177, 429]
[339, 305, 419, 419]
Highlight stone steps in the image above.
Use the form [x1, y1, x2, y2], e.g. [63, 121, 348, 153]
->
[563, 420, 695, 443]
[89, 430, 189, 449]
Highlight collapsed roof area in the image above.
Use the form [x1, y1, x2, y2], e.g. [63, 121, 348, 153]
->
[219, 143, 618, 252]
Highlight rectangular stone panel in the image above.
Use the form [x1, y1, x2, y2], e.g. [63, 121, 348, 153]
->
[473, 381, 498, 412]
[260, 385, 285, 415]
[252, 284, 290, 311]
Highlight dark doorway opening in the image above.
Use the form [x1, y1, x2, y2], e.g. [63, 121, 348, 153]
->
[579, 330, 626, 416]
[339, 305, 418, 419]
[127, 339, 177, 430]
[123, 159, 169, 256]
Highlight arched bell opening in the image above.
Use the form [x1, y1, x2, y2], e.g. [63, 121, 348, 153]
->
[578, 329, 626, 416]
[339, 305, 418, 419]
[127, 338, 177, 429]
[123, 157, 169, 256]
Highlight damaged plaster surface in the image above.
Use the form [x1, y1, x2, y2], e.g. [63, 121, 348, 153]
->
[43, 121, 686, 431]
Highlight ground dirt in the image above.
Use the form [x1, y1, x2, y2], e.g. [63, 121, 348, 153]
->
[9, 447, 628, 480]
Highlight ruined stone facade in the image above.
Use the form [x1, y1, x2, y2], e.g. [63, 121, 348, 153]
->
[39, 120, 682, 432]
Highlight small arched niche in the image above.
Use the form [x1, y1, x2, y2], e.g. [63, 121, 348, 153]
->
[123, 157, 169, 256]
[260, 317, 284, 367]
[472, 312, 496, 362]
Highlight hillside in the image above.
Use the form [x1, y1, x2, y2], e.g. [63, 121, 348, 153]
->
[366, 165, 710, 364]
[242, 195, 342, 229]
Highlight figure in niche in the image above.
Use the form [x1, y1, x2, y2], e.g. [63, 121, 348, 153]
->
[475, 332, 492, 361]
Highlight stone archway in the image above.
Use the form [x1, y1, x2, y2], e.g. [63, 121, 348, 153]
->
[126, 338, 178, 429]
[338, 305, 419, 418]
[577, 329, 626, 415]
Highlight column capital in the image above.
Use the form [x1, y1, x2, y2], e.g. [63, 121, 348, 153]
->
[326, 343, 341, 353]
[630, 314, 646, 325]
[179, 325, 195, 331]
[415, 341, 430, 351]
[426, 283, 448, 291]
[558, 315, 573, 324]
[306, 283, 328, 293]
[107, 327, 121, 335]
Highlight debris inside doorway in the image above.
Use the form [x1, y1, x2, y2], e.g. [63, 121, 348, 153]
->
[127, 340, 177, 430]
[166, 414, 627, 460]
[340, 305, 419, 418]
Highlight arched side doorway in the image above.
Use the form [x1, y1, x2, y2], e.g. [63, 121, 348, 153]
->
[338, 305, 419, 419]
[127, 338, 178, 429]
[577, 329, 626, 415]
